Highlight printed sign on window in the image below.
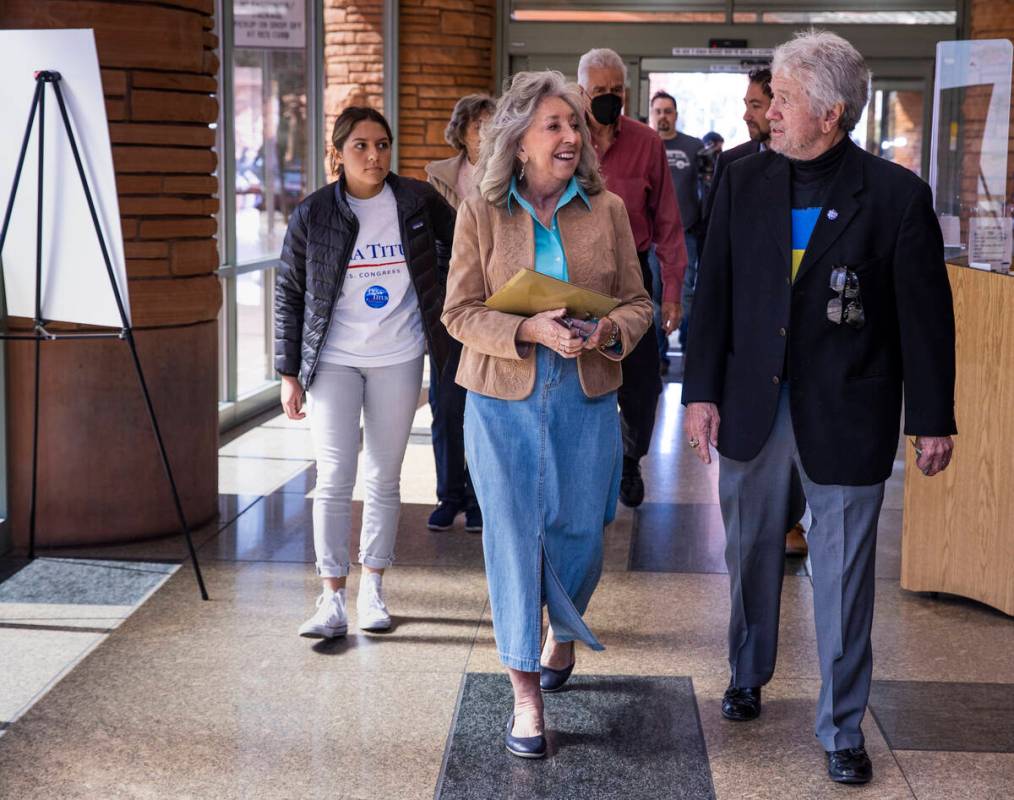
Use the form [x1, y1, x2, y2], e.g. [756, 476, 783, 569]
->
[235, 0, 306, 49]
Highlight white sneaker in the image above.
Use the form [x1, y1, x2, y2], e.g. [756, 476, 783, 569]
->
[357, 573, 392, 631]
[298, 589, 348, 638]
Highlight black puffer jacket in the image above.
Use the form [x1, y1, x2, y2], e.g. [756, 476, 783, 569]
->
[274, 172, 456, 389]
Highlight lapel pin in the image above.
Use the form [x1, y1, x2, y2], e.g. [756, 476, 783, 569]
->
[827, 209, 839, 221]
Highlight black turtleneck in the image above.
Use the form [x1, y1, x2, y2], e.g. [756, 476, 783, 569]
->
[791, 134, 850, 209]
[784, 134, 851, 380]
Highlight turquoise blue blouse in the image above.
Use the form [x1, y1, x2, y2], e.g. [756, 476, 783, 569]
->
[507, 176, 591, 281]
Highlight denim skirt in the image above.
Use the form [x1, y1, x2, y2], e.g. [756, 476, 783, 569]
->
[464, 346, 622, 672]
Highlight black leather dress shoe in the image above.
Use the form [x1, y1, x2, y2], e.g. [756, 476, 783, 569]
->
[827, 747, 873, 784]
[539, 659, 575, 693]
[721, 684, 761, 721]
[505, 715, 546, 759]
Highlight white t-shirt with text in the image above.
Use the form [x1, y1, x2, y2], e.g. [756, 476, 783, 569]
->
[318, 183, 425, 367]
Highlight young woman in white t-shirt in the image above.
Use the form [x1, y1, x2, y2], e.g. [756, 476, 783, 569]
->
[274, 108, 456, 639]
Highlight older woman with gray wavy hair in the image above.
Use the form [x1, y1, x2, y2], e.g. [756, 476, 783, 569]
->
[442, 70, 652, 759]
[422, 93, 496, 535]
[425, 93, 496, 210]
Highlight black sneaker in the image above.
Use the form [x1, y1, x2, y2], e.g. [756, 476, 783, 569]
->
[619, 458, 645, 507]
[827, 747, 873, 784]
[427, 501, 461, 531]
[464, 505, 483, 533]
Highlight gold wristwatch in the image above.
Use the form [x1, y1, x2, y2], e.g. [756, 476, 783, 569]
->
[599, 317, 619, 350]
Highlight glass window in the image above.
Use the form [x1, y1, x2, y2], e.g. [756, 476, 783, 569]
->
[233, 49, 309, 264]
[236, 268, 275, 395]
[218, 275, 230, 405]
[512, 10, 727, 23]
[868, 89, 924, 177]
[930, 39, 1013, 270]
[217, 0, 322, 417]
[648, 72, 759, 146]
[757, 11, 956, 25]
[511, 2, 956, 25]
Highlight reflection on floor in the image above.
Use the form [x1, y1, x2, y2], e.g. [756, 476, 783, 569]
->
[1, 372, 1012, 799]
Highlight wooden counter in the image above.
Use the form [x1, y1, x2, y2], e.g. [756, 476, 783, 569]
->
[901, 264, 1014, 615]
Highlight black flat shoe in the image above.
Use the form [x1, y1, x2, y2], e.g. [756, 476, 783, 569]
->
[721, 684, 761, 721]
[827, 747, 873, 784]
[505, 714, 546, 759]
[539, 659, 575, 693]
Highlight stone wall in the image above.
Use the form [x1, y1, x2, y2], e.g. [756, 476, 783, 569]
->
[2, 0, 220, 548]
[398, 0, 496, 179]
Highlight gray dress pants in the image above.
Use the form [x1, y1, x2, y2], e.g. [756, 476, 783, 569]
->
[719, 385, 884, 751]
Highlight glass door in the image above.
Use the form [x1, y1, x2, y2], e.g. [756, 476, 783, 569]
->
[864, 80, 927, 177]
[217, 0, 324, 429]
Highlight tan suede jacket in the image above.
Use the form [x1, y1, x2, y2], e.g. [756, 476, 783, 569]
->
[424, 153, 466, 210]
[442, 188, 653, 400]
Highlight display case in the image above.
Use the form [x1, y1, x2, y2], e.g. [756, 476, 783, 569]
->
[929, 39, 1013, 274]
[903, 39, 1014, 616]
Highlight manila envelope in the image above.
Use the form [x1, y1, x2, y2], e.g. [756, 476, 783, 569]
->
[484, 268, 619, 318]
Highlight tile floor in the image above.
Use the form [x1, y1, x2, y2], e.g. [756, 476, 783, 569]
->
[0, 365, 1012, 799]
[0, 558, 177, 733]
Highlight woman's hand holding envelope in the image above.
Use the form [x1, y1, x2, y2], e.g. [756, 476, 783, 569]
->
[517, 308, 584, 358]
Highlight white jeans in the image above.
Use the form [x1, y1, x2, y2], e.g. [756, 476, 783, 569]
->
[306, 356, 424, 578]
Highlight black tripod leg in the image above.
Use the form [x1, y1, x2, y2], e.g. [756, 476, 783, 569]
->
[49, 78, 209, 600]
[28, 81, 47, 561]
[123, 330, 209, 600]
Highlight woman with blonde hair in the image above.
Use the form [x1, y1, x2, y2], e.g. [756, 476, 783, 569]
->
[443, 71, 652, 758]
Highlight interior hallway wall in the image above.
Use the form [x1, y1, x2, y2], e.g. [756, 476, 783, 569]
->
[2, 0, 221, 548]
[397, 0, 496, 179]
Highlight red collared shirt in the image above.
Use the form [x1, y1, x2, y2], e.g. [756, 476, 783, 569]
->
[596, 115, 688, 303]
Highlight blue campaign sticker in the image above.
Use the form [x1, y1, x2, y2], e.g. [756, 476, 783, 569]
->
[364, 285, 389, 308]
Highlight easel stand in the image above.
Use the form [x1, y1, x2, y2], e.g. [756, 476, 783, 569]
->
[0, 70, 208, 600]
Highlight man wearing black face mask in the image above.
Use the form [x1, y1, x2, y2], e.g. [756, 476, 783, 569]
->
[578, 47, 688, 508]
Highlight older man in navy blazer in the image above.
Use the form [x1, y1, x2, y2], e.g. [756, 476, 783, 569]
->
[683, 31, 956, 785]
